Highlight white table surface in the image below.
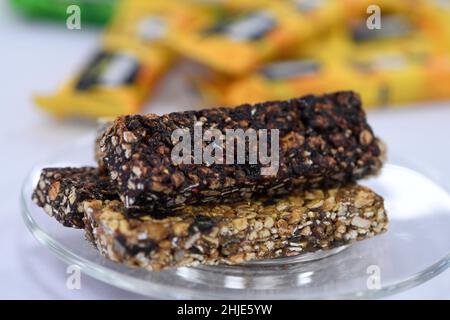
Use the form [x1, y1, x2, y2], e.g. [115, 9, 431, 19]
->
[0, 2, 449, 299]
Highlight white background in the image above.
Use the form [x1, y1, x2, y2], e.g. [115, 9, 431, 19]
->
[0, 2, 449, 299]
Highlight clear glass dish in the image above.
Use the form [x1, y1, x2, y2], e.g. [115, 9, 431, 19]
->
[21, 134, 450, 299]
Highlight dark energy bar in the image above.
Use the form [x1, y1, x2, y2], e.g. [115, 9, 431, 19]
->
[32, 167, 118, 228]
[99, 91, 385, 211]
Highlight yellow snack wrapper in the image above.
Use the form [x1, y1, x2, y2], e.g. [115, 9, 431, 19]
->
[218, 59, 355, 107]
[354, 52, 450, 108]
[217, 23, 450, 108]
[342, 0, 419, 18]
[335, 2, 450, 106]
[168, 0, 343, 75]
[34, 0, 188, 119]
[200, 30, 350, 105]
[416, 0, 450, 52]
[35, 45, 171, 118]
[348, 49, 445, 107]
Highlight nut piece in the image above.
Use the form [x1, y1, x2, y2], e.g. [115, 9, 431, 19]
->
[354, 190, 374, 208]
[146, 224, 169, 241]
[359, 130, 373, 145]
[300, 225, 312, 236]
[232, 218, 248, 231]
[173, 222, 189, 236]
[351, 216, 371, 229]
[264, 216, 274, 228]
[48, 181, 60, 201]
[123, 131, 137, 143]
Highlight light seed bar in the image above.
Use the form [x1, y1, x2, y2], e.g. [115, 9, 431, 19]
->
[84, 184, 388, 271]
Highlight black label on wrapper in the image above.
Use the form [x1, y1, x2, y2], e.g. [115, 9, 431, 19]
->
[204, 11, 277, 41]
[351, 15, 412, 43]
[75, 51, 140, 91]
[261, 59, 321, 80]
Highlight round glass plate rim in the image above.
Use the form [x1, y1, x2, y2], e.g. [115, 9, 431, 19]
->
[21, 137, 450, 299]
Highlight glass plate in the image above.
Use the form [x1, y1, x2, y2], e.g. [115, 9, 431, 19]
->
[21, 134, 450, 299]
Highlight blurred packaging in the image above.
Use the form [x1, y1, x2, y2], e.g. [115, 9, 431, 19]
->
[205, 0, 450, 108]
[18, 0, 450, 118]
[167, 0, 343, 75]
[34, 0, 179, 118]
